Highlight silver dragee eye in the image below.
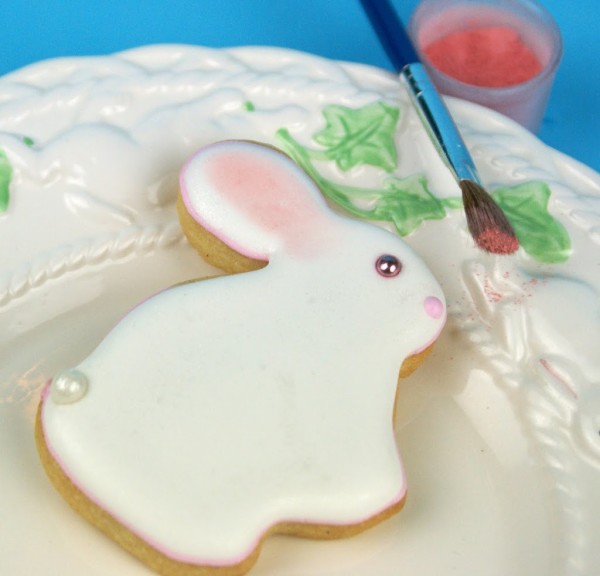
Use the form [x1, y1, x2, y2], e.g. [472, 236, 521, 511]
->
[375, 254, 402, 277]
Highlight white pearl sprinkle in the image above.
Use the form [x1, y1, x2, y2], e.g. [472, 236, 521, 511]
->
[51, 369, 89, 404]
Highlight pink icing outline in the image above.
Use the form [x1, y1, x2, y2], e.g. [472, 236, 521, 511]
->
[410, 301, 447, 356]
[179, 152, 267, 263]
[40, 388, 406, 567]
[41, 379, 52, 401]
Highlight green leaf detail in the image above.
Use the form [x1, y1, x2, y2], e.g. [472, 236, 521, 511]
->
[0, 149, 13, 213]
[22, 136, 35, 147]
[243, 101, 255, 112]
[377, 176, 446, 236]
[276, 103, 572, 264]
[313, 102, 400, 172]
[492, 181, 571, 263]
[277, 127, 445, 237]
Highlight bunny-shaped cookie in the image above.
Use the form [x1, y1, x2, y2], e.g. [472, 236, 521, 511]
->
[37, 141, 446, 576]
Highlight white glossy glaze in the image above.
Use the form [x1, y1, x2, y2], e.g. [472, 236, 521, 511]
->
[0, 45, 599, 576]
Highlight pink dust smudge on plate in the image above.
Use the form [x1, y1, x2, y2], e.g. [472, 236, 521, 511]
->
[539, 358, 578, 399]
[483, 277, 503, 303]
[423, 26, 543, 88]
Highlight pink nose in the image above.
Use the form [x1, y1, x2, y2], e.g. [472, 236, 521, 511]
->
[424, 296, 444, 319]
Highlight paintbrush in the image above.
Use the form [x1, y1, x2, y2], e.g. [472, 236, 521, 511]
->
[358, 0, 519, 254]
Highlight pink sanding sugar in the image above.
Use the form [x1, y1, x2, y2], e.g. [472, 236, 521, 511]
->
[423, 26, 543, 88]
[476, 227, 519, 255]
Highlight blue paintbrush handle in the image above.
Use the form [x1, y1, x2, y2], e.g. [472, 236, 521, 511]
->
[359, 0, 481, 184]
[360, 0, 517, 252]
[358, 0, 419, 69]
[400, 63, 480, 183]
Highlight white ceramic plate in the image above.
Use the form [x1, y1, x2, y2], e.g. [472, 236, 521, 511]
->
[1, 45, 599, 576]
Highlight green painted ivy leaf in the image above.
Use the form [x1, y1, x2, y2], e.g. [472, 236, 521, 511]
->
[277, 127, 446, 237]
[492, 181, 571, 263]
[0, 149, 12, 213]
[313, 102, 400, 172]
[375, 175, 446, 236]
[281, 109, 572, 265]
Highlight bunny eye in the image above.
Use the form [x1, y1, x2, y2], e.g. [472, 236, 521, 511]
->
[375, 254, 402, 277]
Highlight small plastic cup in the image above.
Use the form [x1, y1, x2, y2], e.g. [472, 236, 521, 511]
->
[409, 0, 562, 132]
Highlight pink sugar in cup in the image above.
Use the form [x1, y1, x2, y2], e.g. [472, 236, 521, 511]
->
[409, 0, 562, 132]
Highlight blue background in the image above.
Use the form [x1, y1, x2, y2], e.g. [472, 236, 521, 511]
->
[3, 0, 599, 173]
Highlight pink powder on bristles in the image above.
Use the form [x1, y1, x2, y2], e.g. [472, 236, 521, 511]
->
[476, 227, 519, 255]
[424, 26, 543, 87]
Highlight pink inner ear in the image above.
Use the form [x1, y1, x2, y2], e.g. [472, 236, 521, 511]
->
[205, 146, 330, 257]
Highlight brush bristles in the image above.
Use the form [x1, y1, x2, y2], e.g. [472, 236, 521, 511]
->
[459, 179, 519, 255]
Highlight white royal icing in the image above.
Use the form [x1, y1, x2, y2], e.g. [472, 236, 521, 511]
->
[41, 141, 446, 566]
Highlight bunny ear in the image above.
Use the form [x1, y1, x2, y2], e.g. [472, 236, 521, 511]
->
[179, 140, 333, 261]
